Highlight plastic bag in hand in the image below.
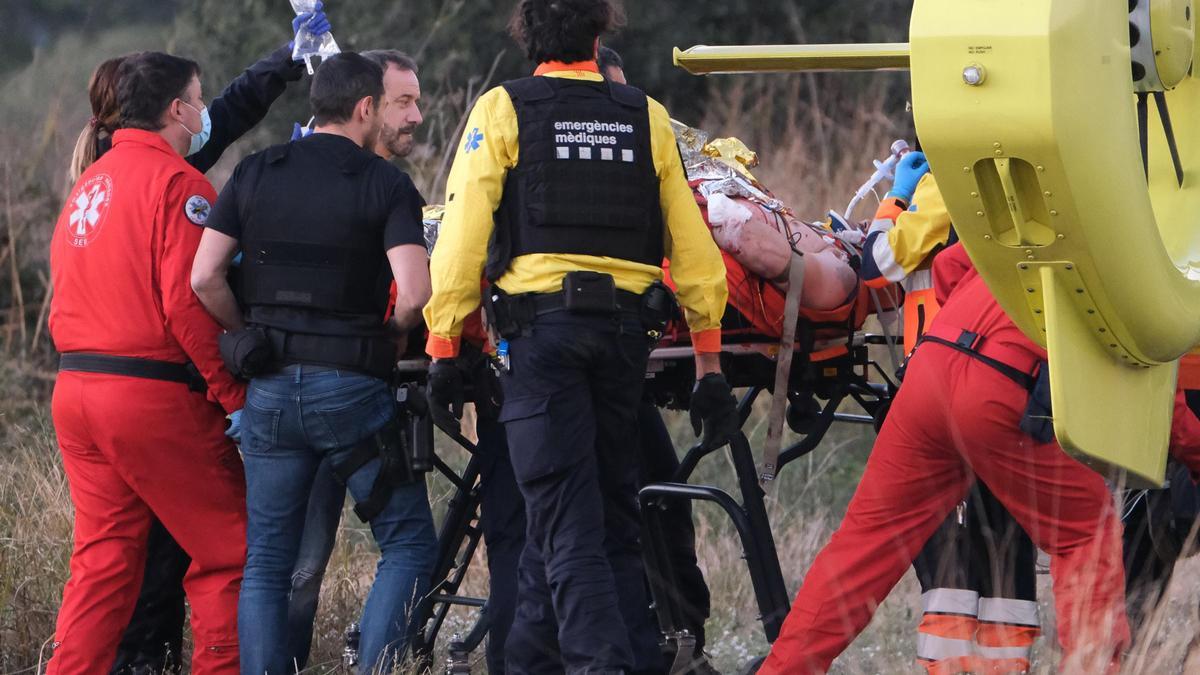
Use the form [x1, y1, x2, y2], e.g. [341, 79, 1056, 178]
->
[290, 0, 340, 74]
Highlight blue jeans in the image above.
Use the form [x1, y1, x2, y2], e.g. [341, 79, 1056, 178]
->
[238, 366, 437, 675]
[285, 457, 346, 670]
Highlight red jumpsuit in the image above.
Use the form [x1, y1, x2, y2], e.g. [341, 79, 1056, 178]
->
[1170, 389, 1200, 480]
[47, 129, 247, 674]
[761, 243, 1129, 673]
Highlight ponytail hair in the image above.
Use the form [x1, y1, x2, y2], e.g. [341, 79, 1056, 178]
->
[69, 54, 136, 184]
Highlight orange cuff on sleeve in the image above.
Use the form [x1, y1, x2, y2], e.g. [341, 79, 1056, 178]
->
[426, 334, 461, 359]
[691, 328, 722, 354]
[873, 198, 906, 222]
[864, 276, 893, 290]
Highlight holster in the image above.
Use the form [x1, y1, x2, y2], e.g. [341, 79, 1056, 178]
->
[482, 286, 533, 339]
[457, 342, 504, 420]
[218, 327, 276, 380]
[639, 280, 680, 335]
[396, 384, 435, 474]
[329, 416, 417, 523]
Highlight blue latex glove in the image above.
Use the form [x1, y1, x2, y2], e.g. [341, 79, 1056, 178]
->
[888, 151, 930, 202]
[226, 409, 243, 444]
[291, 122, 313, 141]
[292, 2, 332, 40]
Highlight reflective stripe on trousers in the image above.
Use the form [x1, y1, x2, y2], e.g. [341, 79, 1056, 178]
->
[918, 591, 1039, 674]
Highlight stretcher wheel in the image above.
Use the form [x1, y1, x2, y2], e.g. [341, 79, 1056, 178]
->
[739, 656, 766, 675]
[785, 393, 822, 435]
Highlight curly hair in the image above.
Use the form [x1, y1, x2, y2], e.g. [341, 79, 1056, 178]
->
[508, 0, 625, 64]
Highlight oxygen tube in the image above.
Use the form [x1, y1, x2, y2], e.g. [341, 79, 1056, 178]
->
[844, 139, 909, 222]
[847, 139, 911, 374]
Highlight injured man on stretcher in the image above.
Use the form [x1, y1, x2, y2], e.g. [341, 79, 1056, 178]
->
[659, 121, 898, 351]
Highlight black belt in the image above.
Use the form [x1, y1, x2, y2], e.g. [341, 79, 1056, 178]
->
[918, 330, 1038, 391]
[530, 289, 644, 316]
[59, 353, 207, 393]
[264, 328, 396, 380]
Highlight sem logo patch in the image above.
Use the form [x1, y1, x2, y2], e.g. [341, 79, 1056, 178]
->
[185, 195, 211, 225]
[66, 174, 113, 247]
[463, 127, 484, 154]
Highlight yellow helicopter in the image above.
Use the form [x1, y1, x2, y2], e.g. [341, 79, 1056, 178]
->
[674, 0, 1200, 487]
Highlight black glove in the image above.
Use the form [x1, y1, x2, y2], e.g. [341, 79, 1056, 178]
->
[459, 345, 504, 421]
[427, 360, 465, 432]
[689, 373, 739, 450]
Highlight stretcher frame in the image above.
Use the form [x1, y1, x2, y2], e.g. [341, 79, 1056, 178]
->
[409, 426, 490, 673]
[638, 331, 895, 663]
[392, 357, 493, 673]
[401, 327, 897, 672]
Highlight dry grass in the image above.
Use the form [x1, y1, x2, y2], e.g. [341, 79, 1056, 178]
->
[9, 400, 1200, 674]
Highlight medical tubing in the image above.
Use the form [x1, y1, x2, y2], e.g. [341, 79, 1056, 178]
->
[845, 140, 910, 221]
[867, 285, 903, 376]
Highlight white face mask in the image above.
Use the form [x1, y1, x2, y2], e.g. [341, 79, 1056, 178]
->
[177, 100, 212, 156]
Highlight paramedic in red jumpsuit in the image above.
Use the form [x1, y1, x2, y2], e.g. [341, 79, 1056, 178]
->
[760, 242, 1130, 673]
[47, 52, 246, 674]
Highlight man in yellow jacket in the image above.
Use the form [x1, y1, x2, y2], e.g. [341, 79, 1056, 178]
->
[422, 1, 735, 671]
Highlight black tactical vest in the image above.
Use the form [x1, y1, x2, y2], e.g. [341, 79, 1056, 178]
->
[485, 76, 665, 281]
[237, 140, 394, 338]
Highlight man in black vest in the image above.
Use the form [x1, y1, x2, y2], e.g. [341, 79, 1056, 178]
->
[424, 1, 738, 672]
[190, 52, 437, 675]
[282, 48, 427, 672]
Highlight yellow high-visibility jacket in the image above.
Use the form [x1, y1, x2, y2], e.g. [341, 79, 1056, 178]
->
[862, 173, 955, 351]
[862, 173, 955, 290]
[423, 67, 728, 358]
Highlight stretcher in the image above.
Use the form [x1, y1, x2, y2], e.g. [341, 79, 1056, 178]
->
[639, 325, 897, 666]
[400, 328, 898, 674]
[399, 321, 899, 672]
[391, 358, 494, 674]
[403, 130, 906, 672]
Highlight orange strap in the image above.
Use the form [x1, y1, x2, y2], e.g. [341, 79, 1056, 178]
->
[810, 344, 850, 363]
